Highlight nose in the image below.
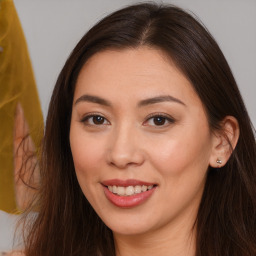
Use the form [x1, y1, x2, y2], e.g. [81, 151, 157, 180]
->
[107, 125, 145, 169]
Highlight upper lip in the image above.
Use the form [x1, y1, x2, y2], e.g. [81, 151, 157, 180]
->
[102, 179, 156, 187]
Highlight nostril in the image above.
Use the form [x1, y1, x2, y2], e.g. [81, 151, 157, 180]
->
[109, 160, 142, 169]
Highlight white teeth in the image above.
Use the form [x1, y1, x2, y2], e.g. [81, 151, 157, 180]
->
[117, 186, 125, 196]
[125, 186, 135, 196]
[107, 185, 154, 196]
[141, 185, 147, 192]
[134, 185, 142, 194]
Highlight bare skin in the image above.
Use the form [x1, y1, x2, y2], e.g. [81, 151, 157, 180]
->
[70, 47, 239, 256]
[4, 252, 25, 256]
[13, 103, 39, 211]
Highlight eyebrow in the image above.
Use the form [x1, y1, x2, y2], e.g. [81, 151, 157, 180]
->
[138, 95, 186, 107]
[74, 94, 186, 107]
[74, 94, 111, 106]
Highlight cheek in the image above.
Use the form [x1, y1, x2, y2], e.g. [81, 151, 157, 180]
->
[69, 129, 108, 206]
[69, 128, 106, 180]
[145, 128, 212, 218]
[146, 125, 212, 178]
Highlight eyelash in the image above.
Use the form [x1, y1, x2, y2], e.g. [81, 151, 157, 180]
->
[80, 113, 110, 126]
[143, 113, 175, 127]
[80, 113, 175, 127]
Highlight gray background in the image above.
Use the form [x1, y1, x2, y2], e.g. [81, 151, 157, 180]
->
[1, 0, 255, 251]
[14, 0, 256, 127]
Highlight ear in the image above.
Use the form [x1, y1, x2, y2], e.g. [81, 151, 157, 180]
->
[209, 116, 240, 168]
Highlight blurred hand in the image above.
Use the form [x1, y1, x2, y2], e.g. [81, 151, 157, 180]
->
[13, 103, 40, 211]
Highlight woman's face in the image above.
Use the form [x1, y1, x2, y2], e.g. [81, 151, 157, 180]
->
[70, 47, 216, 237]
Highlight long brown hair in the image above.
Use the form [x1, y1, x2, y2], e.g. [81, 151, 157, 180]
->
[24, 3, 256, 255]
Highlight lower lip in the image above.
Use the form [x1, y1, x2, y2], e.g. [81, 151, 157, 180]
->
[103, 186, 156, 208]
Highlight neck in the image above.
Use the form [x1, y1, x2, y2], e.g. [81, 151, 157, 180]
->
[114, 212, 197, 256]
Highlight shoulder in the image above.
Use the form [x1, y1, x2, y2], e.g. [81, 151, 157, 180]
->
[5, 252, 25, 256]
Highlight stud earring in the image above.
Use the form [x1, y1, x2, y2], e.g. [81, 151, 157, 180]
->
[216, 159, 222, 164]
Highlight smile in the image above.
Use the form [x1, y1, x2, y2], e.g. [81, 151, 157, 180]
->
[102, 179, 157, 208]
[107, 185, 154, 196]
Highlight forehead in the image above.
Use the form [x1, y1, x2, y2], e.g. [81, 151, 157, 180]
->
[74, 47, 201, 106]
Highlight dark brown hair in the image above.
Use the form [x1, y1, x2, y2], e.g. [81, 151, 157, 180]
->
[24, 3, 256, 255]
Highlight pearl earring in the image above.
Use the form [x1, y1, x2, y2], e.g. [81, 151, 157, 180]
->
[216, 159, 222, 164]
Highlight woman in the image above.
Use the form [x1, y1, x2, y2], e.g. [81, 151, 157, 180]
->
[19, 3, 256, 256]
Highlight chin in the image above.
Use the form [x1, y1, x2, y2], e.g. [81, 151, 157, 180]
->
[99, 210, 159, 237]
[111, 224, 152, 236]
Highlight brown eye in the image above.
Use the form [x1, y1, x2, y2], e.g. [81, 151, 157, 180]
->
[144, 114, 175, 127]
[93, 116, 105, 124]
[81, 115, 109, 126]
[153, 116, 166, 126]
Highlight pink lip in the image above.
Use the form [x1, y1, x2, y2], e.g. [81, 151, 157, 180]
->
[102, 179, 157, 208]
[102, 179, 155, 187]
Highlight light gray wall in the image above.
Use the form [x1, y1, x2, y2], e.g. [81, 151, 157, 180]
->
[14, 0, 256, 127]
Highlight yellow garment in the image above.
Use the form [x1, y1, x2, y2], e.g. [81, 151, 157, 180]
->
[0, 0, 43, 212]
